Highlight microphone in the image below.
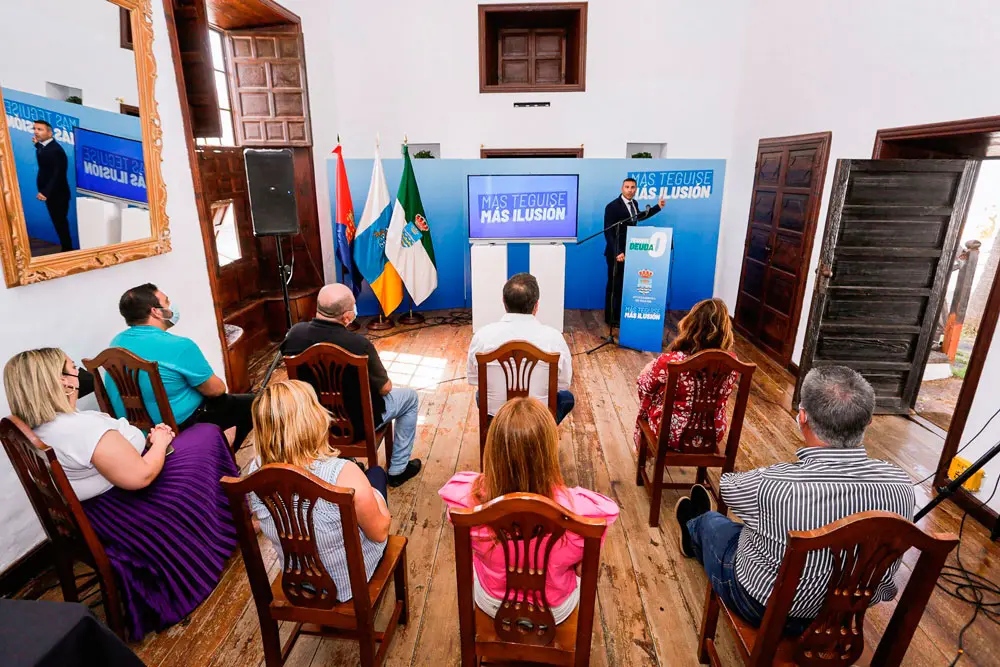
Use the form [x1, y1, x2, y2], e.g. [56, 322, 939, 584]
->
[644, 205, 651, 213]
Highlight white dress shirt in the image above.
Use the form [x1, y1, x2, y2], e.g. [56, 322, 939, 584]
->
[467, 312, 572, 415]
[621, 195, 638, 219]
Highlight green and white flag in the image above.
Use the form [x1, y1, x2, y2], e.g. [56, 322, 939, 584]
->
[386, 143, 438, 305]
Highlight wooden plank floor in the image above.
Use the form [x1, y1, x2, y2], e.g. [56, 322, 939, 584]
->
[33, 309, 1000, 665]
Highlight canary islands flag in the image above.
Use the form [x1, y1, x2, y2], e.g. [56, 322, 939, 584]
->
[387, 143, 438, 305]
[353, 147, 403, 315]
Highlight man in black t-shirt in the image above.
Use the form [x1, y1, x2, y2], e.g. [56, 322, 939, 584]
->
[282, 284, 423, 487]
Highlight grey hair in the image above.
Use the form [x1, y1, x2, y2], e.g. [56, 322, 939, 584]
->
[799, 366, 875, 449]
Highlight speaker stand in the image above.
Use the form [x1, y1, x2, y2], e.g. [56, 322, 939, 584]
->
[275, 235, 293, 331]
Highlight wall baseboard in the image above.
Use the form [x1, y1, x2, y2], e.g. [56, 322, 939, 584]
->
[0, 541, 53, 599]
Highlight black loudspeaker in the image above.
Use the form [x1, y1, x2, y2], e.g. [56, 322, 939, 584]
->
[244, 148, 300, 237]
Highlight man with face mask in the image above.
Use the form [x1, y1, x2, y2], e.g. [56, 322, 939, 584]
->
[282, 283, 423, 487]
[105, 283, 255, 451]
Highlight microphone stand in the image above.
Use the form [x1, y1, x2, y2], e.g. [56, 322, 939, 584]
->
[914, 438, 1000, 539]
[579, 207, 641, 355]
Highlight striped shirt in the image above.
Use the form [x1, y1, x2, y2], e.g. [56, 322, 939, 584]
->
[722, 447, 915, 618]
[247, 457, 387, 603]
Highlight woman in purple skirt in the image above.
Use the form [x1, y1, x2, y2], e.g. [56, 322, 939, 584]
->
[3, 348, 239, 640]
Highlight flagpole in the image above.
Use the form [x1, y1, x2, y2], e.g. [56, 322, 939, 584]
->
[367, 302, 395, 331]
[398, 289, 425, 325]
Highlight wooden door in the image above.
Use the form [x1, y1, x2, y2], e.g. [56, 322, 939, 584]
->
[225, 29, 311, 146]
[734, 133, 832, 368]
[167, 0, 222, 138]
[794, 159, 979, 413]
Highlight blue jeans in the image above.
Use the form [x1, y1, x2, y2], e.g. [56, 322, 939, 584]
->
[475, 390, 575, 425]
[688, 512, 811, 635]
[378, 388, 419, 475]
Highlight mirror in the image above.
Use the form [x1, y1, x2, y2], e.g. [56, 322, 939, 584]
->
[0, 0, 169, 287]
[211, 199, 242, 267]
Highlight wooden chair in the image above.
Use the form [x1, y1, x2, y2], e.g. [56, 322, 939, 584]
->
[635, 350, 756, 527]
[0, 416, 127, 640]
[476, 341, 559, 465]
[221, 464, 408, 667]
[285, 343, 394, 470]
[84, 347, 179, 432]
[450, 493, 607, 667]
[698, 511, 958, 666]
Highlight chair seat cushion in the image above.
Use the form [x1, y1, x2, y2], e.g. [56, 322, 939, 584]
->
[270, 534, 406, 623]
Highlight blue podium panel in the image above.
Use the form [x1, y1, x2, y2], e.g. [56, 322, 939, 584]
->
[619, 227, 673, 353]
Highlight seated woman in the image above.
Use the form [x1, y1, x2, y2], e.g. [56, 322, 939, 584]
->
[3, 348, 238, 640]
[634, 297, 739, 454]
[248, 380, 390, 602]
[439, 397, 619, 624]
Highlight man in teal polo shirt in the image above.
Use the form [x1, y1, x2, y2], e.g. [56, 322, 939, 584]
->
[106, 283, 254, 451]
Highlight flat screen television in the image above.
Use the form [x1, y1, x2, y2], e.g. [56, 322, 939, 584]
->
[74, 127, 147, 205]
[468, 173, 579, 241]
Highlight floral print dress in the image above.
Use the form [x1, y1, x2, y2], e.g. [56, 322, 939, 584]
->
[633, 351, 738, 453]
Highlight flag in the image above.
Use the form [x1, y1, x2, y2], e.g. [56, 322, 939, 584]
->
[332, 143, 363, 296]
[353, 144, 403, 315]
[386, 143, 438, 305]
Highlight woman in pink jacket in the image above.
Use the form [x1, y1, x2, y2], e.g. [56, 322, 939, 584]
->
[439, 397, 619, 623]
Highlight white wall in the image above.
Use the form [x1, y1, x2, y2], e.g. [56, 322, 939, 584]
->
[284, 0, 752, 281]
[0, 0, 223, 570]
[5, 0, 138, 110]
[717, 0, 1000, 363]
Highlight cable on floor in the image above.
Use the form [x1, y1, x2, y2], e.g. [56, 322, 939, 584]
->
[911, 405, 1000, 488]
[364, 310, 472, 341]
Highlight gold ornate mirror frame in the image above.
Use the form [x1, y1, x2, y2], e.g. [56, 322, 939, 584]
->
[0, 0, 170, 288]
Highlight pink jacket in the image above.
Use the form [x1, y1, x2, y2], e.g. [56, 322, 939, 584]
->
[439, 471, 620, 605]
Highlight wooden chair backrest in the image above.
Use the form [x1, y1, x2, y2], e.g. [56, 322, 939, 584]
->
[657, 349, 755, 456]
[84, 347, 179, 432]
[476, 340, 559, 426]
[751, 511, 957, 666]
[285, 343, 378, 450]
[450, 493, 606, 661]
[221, 464, 374, 619]
[0, 416, 113, 578]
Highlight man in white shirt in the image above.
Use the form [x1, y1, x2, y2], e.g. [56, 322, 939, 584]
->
[467, 273, 574, 423]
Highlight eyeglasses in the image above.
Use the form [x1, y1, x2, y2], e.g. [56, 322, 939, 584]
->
[62, 370, 79, 378]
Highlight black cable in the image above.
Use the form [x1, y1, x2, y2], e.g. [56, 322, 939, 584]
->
[364, 310, 472, 341]
[936, 464, 1000, 666]
[912, 405, 1000, 487]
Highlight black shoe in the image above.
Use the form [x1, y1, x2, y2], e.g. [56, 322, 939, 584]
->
[388, 459, 423, 487]
[675, 497, 697, 558]
[690, 483, 715, 517]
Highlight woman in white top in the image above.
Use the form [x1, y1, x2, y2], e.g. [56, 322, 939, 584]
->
[247, 379, 391, 602]
[3, 348, 239, 640]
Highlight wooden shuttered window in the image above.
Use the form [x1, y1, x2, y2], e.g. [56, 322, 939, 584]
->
[225, 30, 312, 147]
[168, 0, 222, 138]
[498, 28, 566, 86]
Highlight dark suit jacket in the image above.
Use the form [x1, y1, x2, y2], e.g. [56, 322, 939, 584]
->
[35, 140, 70, 202]
[603, 197, 662, 260]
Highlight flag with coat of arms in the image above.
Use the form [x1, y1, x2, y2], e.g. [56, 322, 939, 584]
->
[332, 142, 363, 296]
[352, 142, 403, 315]
[385, 143, 437, 305]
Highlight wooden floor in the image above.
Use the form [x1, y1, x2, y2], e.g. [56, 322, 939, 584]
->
[36, 310, 1000, 665]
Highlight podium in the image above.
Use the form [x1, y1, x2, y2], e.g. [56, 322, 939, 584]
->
[470, 242, 566, 333]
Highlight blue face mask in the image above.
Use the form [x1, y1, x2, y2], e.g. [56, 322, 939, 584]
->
[163, 305, 180, 327]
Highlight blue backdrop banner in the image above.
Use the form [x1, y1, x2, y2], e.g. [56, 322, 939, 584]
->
[75, 127, 147, 204]
[2, 88, 143, 248]
[329, 157, 726, 318]
[619, 227, 674, 352]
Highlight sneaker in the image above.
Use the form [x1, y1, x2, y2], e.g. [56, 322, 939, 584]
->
[674, 496, 697, 558]
[690, 483, 716, 517]
[388, 459, 423, 487]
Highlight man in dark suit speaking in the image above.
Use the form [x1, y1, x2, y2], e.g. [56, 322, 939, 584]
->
[33, 119, 74, 252]
[603, 178, 665, 326]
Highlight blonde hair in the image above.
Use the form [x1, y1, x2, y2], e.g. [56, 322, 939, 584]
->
[4, 348, 73, 429]
[668, 298, 734, 355]
[252, 379, 338, 467]
[474, 397, 566, 503]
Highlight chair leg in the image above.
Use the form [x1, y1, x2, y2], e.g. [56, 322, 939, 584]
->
[383, 422, 394, 472]
[696, 466, 707, 486]
[636, 436, 647, 487]
[395, 543, 409, 626]
[259, 616, 284, 667]
[54, 555, 78, 603]
[358, 624, 377, 667]
[648, 445, 668, 527]
[98, 576, 128, 642]
[698, 585, 721, 665]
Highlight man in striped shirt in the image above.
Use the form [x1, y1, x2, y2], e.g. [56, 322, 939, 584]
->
[675, 366, 915, 631]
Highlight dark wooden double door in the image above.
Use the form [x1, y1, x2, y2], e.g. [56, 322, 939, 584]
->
[735, 133, 832, 367]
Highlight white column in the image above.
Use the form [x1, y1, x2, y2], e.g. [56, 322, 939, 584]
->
[530, 242, 566, 332]
[471, 243, 508, 333]
[75, 197, 123, 249]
